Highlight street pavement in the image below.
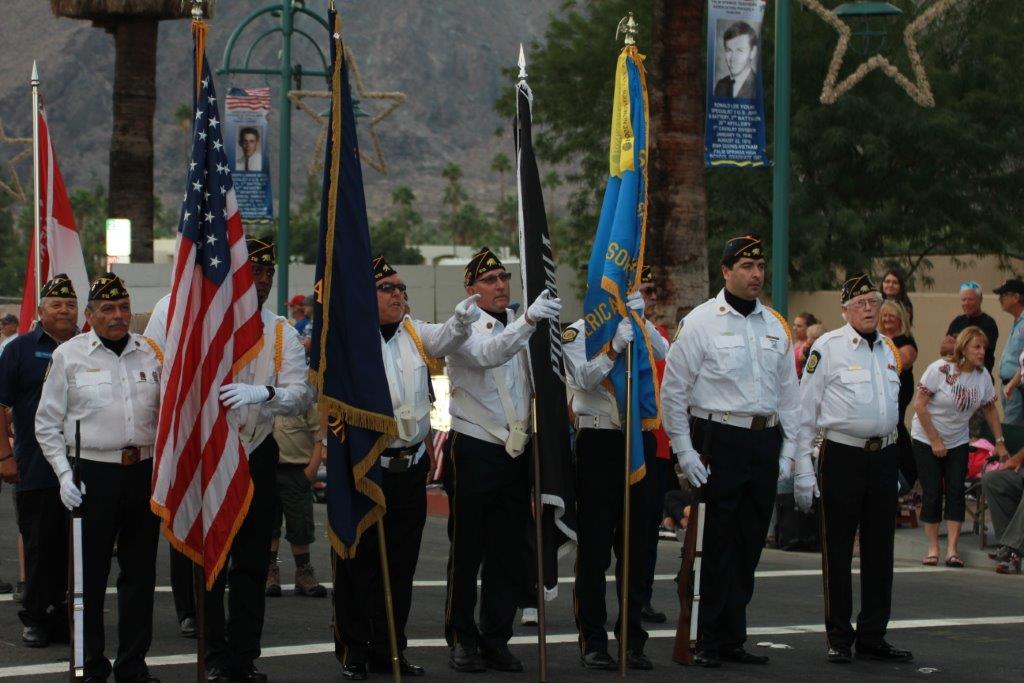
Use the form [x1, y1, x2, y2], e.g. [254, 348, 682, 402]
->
[0, 491, 1021, 681]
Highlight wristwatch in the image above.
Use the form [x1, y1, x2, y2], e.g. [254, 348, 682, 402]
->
[996, 436, 1006, 444]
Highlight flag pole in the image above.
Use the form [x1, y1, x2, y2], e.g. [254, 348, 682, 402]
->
[619, 340, 634, 677]
[30, 61, 41, 312]
[530, 398, 548, 682]
[375, 519, 402, 682]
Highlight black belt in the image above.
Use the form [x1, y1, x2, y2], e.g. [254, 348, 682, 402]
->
[381, 444, 421, 473]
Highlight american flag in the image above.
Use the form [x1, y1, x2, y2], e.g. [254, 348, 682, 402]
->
[225, 86, 272, 112]
[150, 54, 263, 587]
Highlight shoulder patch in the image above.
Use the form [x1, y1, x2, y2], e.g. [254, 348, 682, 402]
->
[805, 350, 821, 375]
[883, 337, 903, 374]
[562, 327, 578, 343]
[765, 307, 793, 346]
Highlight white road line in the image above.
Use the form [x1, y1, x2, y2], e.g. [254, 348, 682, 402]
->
[0, 566, 952, 603]
[1, 614, 1021, 679]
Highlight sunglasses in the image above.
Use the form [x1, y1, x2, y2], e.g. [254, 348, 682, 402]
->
[960, 281, 981, 291]
[377, 282, 408, 294]
[477, 272, 512, 285]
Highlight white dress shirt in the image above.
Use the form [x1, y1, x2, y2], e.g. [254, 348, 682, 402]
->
[661, 289, 800, 459]
[382, 315, 470, 455]
[36, 331, 162, 475]
[446, 308, 535, 446]
[563, 317, 670, 428]
[796, 324, 902, 459]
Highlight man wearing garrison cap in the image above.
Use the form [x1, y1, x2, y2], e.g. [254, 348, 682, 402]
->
[330, 254, 481, 679]
[0, 275, 80, 648]
[661, 234, 801, 667]
[794, 274, 913, 664]
[443, 246, 562, 673]
[35, 273, 163, 681]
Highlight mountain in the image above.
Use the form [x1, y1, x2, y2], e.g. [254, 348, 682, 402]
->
[0, 0, 564, 228]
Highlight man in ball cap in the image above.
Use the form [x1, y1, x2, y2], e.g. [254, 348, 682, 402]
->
[661, 234, 800, 667]
[794, 273, 912, 664]
[0, 274, 80, 648]
[35, 272, 163, 681]
[443, 246, 562, 673]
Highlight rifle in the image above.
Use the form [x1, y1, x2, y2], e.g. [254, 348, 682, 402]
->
[68, 420, 84, 680]
[672, 485, 705, 665]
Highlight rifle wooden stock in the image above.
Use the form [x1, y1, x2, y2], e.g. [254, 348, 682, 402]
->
[672, 487, 704, 665]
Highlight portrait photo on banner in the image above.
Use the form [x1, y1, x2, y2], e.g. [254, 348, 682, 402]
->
[223, 86, 274, 221]
[712, 18, 762, 101]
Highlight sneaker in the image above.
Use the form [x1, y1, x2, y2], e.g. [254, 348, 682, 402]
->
[520, 607, 538, 626]
[995, 552, 1022, 575]
[265, 562, 281, 597]
[294, 564, 327, 597]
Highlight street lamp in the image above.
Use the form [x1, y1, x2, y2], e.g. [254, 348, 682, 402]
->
[834, 2, 904, 54]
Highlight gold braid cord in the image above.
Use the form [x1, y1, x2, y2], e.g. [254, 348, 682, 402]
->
[0, 120, 32, 203]
[798, 0, 964, 107]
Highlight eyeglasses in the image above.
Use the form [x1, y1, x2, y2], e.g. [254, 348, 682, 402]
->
[476, 272, 512, 285]
[846, 296, 883, 311]
[376, 282, 408, 294]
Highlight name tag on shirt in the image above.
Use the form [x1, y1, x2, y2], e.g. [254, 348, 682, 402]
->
[34, 351, 52, 360]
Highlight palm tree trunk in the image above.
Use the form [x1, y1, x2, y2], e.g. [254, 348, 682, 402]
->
[107, 18, 157, 263]
[648, 0, 708, 327]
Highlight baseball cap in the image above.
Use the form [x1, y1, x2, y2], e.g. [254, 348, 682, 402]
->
[289, 294, 306, 307]
[993, 278, 1024, 296]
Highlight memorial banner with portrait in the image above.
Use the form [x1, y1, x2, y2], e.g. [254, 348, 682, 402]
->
[704, 0, 769, 168]
[224, 87, 274, 220]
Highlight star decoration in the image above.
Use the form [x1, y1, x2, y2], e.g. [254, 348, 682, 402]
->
[798, 0, 964, 107]
[288, 46, 406, 175]
[0, 119, 32, 203]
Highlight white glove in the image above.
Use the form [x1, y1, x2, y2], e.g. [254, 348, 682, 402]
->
[611, 318, 634, 352]
[220, 383, 271, 409]
[526, 289, 562, 323]
[676, 448, 708, 487]
[454, 293, 482, 326]
[58, 470, 83, 510]
[627, 291, 645, 316]
[777, 453, 794, 484]
[793, 456, 820, 513]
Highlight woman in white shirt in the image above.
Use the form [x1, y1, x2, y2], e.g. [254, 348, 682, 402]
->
[912, 327, 1009, 567]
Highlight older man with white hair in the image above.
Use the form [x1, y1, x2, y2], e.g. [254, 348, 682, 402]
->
[940, 280, 998, 373]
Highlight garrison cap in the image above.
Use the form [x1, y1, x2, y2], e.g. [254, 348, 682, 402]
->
[40, 273, 77, 300]
[841, 273, 879, 304]
[721, 234, 765, 266]
[464, 246, 504, 287]
[246, 234, 276, 266]
[373, 254, 398, 282]
[88, 272, 129, 302]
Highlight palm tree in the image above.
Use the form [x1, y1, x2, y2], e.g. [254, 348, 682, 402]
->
[490, 152, 511, 204]
[442, 162, 466, 251]
[647, 0, 708, 324]
[49, 1, 209, 263]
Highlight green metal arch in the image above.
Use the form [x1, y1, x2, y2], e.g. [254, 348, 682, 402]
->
[218, 3, 330, 75]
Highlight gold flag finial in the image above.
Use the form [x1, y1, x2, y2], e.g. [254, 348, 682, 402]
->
[615, 12, 638, 46]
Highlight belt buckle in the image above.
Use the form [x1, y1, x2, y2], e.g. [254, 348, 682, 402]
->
[121, 447, 140, 466]
[865, 438, 882, 452]
[751, 415, 767, 431]
[387, 455, 410, 473]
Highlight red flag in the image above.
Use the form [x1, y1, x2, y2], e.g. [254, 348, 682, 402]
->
[19, 108, 89, 332]
[149, 50, 263, 588]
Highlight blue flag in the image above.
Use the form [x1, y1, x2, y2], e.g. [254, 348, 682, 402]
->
[583, 46, 658, 484]
[309, 11, 396, 558]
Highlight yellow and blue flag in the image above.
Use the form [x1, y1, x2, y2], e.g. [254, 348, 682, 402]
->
[583, 45, 658, 483]
[309, 9, 396, 558]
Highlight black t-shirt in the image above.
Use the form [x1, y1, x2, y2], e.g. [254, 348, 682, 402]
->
[891, 334, 918, 417]
[946, 313, 999, 372]
[0, 325, 61, 491]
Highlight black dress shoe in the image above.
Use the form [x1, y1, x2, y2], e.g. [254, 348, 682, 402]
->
[626, 650, 654, 670]
[827, 645, 852, 663]
[449, 644, 486, 673]
[231, 664, 268, 681]
[856, 641, 913, 662]
[481, 644, 524, 672]
[692, 650, 722, 668]
[205, 667, 232, 682]
[340, 663, 368, 681]
[369, 656, 425, 677]
[720, 647, 769, 664]
[179, 616, 198, 638]
[580, 651, 617, 670]
[22, 625, 49, 648]
[640, 603, 667, 623]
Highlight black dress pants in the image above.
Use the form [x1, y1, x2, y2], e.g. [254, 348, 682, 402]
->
[333, 456, 428, 665]
[819, 440, 899, 649]
[442, 432, 530, 652]
[170, 543, 196, 623]
[573, 429, 653, 656]
[16, 486, 69, 634]
[79, 459, 160, 682]
[641, 451, 671, 606]
[204, 436, 278, 673]
[692, 419, 781, 654]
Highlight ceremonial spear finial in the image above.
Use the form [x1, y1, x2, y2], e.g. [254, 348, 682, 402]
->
[615, 12, 638, 46]
[517, 43, 527, 80]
